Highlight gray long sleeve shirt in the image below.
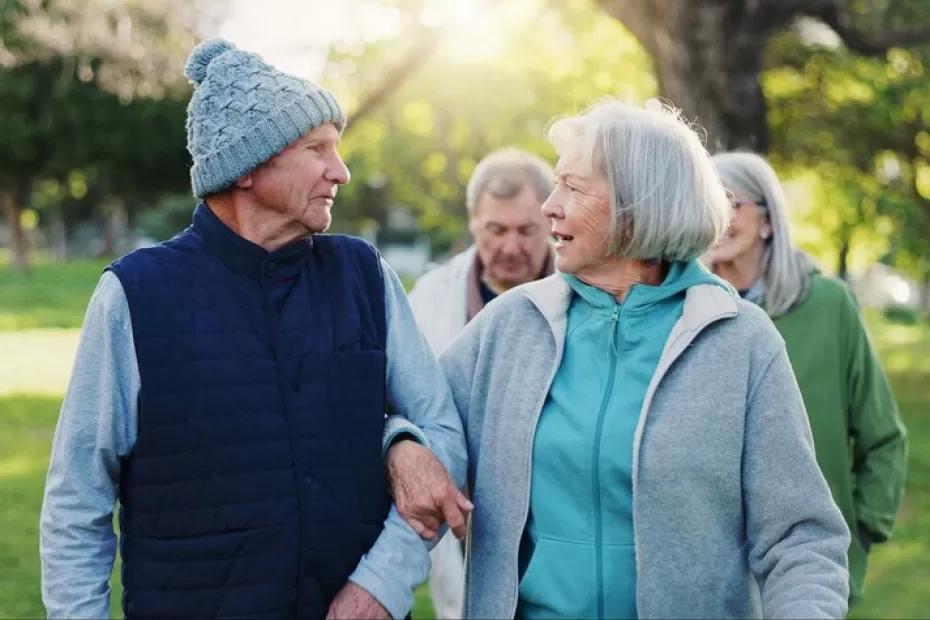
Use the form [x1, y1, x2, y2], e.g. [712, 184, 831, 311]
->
[39, 260, 466, 620]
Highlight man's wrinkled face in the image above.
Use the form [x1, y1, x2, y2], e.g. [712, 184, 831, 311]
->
[469, 184, 551, 292]
[248, 123, 350, 235]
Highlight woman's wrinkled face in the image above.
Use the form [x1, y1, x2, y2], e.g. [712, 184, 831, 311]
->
[540, 147, 614, 278]
[706, 188, 770, 265]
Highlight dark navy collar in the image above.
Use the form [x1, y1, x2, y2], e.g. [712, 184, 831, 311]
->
[190, 202, 313, 281]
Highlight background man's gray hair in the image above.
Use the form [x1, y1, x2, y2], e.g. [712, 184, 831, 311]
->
[465, 148, 555, 215]
[547, 99, 731, 261]
[712, 151, 815, 318]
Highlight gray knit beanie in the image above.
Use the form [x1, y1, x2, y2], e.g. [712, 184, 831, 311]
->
[184, 39, 346, 198]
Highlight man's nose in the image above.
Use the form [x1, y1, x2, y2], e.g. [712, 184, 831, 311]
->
[500, 232, 522, 254]
[326, 151, 350, 185]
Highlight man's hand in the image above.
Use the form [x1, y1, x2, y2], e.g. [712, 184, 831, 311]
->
[387, 439, 473, 540]
[326, 582, 390, 620]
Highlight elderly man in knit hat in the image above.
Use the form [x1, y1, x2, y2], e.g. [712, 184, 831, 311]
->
[39, 39, 469, 620]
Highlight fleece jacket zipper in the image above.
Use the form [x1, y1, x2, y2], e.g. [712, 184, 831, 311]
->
[593, 303, 621, 619]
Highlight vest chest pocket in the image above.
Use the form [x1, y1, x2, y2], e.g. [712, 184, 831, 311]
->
[295, 348, 387, 425]
[324, 349, 386, 419]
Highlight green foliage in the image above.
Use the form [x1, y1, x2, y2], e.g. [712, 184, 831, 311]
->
[884, 304, 921, 325]
[326, 0, 655, 253]
[135, 194, 197, 243]
[0, 0, 197, 265]
[0, 57, 191, 192]
[766, 32, 930, 279]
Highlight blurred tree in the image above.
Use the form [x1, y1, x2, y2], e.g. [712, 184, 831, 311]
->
[593, 0, 930, 150]
[326, 0, 655, 254]
[767, 33, 930, 301]
[0, 0, 199, 270]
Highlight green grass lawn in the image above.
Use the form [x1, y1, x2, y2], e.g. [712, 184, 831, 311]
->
[0, 259, 109, 331]
[1, 260, 928, 618]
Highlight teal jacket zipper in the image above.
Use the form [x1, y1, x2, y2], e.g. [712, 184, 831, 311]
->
[593, 303, 621, 619]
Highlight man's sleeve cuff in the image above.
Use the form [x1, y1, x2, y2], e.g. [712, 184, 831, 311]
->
[382, 415, 430, 458]
[348, 507, 431, 619]
[349, 565, 410, 620]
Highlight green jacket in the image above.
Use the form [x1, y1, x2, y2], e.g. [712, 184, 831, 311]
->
[772, 273, 907, 604]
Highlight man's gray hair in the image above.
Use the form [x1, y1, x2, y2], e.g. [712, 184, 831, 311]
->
[465, 148, 554, 215]
[547, 99, 730, 261]
[711, 151, 814, 318]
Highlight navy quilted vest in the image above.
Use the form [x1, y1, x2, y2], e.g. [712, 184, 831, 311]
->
[108, 204, 390, 619]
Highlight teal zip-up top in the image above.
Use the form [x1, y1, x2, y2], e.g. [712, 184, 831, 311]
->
[517, 260, 726, 619]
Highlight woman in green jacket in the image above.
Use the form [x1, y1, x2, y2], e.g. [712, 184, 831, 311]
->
[707, 151, 908, 605]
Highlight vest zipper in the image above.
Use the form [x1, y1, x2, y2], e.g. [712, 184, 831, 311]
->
[593, 303, 620, 620]
[260, 266, 306, 613]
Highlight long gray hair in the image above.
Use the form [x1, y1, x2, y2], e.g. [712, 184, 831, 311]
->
[711, 152, 814, 318]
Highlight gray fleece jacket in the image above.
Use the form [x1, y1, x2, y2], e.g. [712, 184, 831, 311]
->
[440, 275, 850, 619]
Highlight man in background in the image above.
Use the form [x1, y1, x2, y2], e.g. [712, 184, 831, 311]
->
[408, 147, 554, 618]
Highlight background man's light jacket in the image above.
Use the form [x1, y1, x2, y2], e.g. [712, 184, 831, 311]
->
[409, 246, 477, 356]
[440, 274, 851, 619]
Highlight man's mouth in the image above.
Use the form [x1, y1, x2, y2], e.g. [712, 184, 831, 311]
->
[552, 232, 574, 242]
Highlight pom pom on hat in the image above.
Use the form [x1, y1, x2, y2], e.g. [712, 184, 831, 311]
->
[184, 38, 235, 86]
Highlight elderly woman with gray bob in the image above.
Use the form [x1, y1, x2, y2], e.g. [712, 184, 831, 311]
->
[437, 100, 851, 618]
[708, 151, 907, 607]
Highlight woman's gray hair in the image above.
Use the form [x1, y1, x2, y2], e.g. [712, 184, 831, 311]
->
[546, 99, 730, 261]
[711, 151, 814, 318]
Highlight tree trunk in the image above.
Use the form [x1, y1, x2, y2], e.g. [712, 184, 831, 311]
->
[595, 0, 772, 150]
[98, 197, 129, 257]
[51, 209, 68, 262]
[836, 238, 850, 281]
[594, 0, 930, 152]
[1, 189, 29, 271]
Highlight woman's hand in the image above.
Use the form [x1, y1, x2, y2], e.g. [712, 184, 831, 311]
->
[386, 440, 473, 540]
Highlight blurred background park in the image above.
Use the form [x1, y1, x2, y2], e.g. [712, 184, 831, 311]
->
[0, 0, 929, 617]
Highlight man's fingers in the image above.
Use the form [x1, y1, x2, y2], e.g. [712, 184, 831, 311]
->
[440, 493, 468, 539]
[410, 517, 439, 540]
[420, 512, 441, 532]
[455, 488, 474, 513]
[408, 517, 429, 539]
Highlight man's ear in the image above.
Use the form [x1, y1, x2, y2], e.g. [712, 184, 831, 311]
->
[235, 173, 253, 189]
